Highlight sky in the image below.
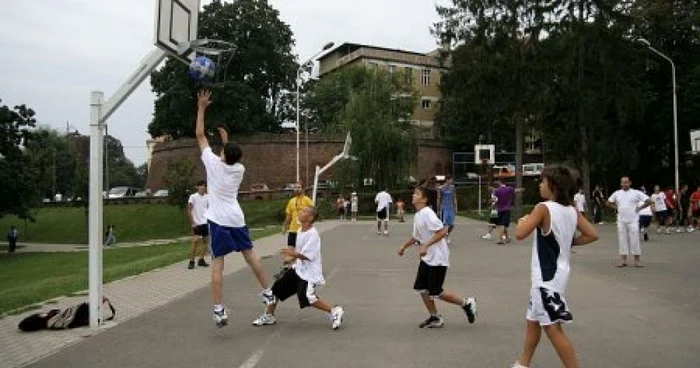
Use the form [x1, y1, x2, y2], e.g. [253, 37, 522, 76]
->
[0, 0, 448, 166]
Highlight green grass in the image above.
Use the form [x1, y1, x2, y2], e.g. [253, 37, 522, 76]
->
[0, 228, 277, 316]
[0, 199, 336, 244]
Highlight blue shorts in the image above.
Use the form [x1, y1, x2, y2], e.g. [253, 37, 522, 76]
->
[208, 221, 254, 258]
[441, 209, 455, 226]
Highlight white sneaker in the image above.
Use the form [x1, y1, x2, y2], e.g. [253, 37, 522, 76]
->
[331, 306, 344, 330]
[213, 308, 228, 328]
[676, 228, 683, 233]
[481, 233, 492, 240]
[688, 227, 695, 233]
[511, 362, 529, 368]
[383, 230, 389, 235]
[261, 289, 276, 305]
[377, 230, 381, 235]
[252, 313, 276, 326]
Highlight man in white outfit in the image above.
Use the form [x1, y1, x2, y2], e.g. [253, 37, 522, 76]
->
[573, 188, 587, 218]
[607, 176, 652, 268]
[375, 189, 393, 235]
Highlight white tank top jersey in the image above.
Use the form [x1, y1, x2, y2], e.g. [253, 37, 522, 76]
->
[531, 201, 578, 293]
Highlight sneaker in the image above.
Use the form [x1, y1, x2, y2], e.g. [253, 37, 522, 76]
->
[213, 308, 228, 328]
[383, 230, 389, 236]
[665, 228, 671, 234]
[252, 313, 276, 326]
[377, 230, 381, 235]
[481, 233, 492, 240]
[418, 315, 444, 328]
[187, 260, 195, 270]
[643, 232, 649, 241]
[688, 227, 695, 233]
[261, 289, 276, 305]
[511, 362, 529, 368]
[331, 306, 344, 330]
[197, 259, 209, 267]
[463, 298, 477, 324]
[676, 228, 683, 233]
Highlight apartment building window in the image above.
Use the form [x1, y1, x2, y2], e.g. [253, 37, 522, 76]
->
[404, 67, 413, 84]
[389, 65, 397, 74]
[368, 61, 379, 69]
[421, 99, 431, 110]
[421, 69, 431, 86]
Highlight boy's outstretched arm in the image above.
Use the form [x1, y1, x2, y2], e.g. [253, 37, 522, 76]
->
[195, 90, 212, 150]
[573, 213, 598, 246]
[515, 203, 546, 240]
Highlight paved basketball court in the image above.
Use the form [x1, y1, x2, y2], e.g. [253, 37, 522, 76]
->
[21, 218, 700, 367]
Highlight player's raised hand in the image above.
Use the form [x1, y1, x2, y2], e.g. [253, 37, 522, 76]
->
[197, 90, 212, 109]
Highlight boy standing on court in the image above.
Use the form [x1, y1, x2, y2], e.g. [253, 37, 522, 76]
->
[375, 189, 393, 235]
[511, 165, 599, 368]
[252, 206, 345, 329]
[437, 174, 458, 242]
[195, 90, 275, 328]
[397, 187, 477, 328]
[187, 180, 210, 269]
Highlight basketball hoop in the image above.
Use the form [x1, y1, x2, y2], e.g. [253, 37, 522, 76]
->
[189, 39, 236, 56]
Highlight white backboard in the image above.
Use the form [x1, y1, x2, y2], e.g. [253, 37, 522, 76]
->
[155, 0, 200, 62]
[691, 129, 699, 153]
[474, 144, 495, 164]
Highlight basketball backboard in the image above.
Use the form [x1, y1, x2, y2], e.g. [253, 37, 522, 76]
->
[474, 144, 495, 164]
[154, 0, 200, 62]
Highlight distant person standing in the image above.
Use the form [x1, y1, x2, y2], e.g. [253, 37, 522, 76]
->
[638, 197, 653, 242]
[677, 184, 691, 232]
[375, 189, 393, 235]
[104, 225, 116, 246]
[592, 185, 605, 224]
[607, 177, 651, 268]
[282, 183, 313, 273]
[573, 188, 587, 218]
[494, 179, 516, 244]
[350, 192, 359, 221]
[396, 198, 406, 222]
[650, 185, 669, 234]
[6, 226, 19, 253]
[437, 175, 458, 243]
[187, 180, 210, 269]
[336, 195, 345, 221]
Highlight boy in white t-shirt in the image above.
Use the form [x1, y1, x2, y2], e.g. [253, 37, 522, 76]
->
[187, 180, 210, 269]
[350, 192, 359, 221]
[397, 187, 477, 328]
[195, 90, 274, 328]
[650, 185, 669, 234]
[607, 176, 652, 268]
[252, 206, 345, 330]
[573, 189, 586, 218]
[375, 189, 393, 235]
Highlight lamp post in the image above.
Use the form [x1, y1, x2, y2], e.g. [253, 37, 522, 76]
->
[638, 38, 679, 199]
[296, 42, 334, 184]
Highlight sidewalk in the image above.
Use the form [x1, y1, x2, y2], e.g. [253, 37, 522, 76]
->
[0, 221, 342, 368]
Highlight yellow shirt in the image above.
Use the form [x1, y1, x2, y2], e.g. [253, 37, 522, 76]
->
[286, 195, 313, 233]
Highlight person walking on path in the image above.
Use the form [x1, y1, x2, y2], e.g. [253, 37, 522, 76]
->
[607, 177, 652, 268]
[6, 226, 18, 253]
[592, 185, 606, 224]
[195, 90, 275, 328]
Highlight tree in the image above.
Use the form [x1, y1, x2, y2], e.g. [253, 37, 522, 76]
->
[163, 159, 196, 210]
[0, 98, 39, 219]
[148, 0, 297, 139]
[308, 67, 417, 189]
[134, 163, 148, 189]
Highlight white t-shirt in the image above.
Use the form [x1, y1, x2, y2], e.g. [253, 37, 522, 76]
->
[413, 207, 450, 267]
[188, 193, 209, 226]
[638, 200, 653, 216]
[294, 226, 325, 285]
[573, 193, 586, 212]
[351, 196, 358, 211]
[650, 192, 667, 212]
[375, 191, 392, 211]
[608, 189, 649, 223]
[201, 147, 246, 227]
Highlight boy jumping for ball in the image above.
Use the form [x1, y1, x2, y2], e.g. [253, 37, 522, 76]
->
[195, 90, 275, 328]
[252, 206, 345, 330]
[397, 186, 477, 328]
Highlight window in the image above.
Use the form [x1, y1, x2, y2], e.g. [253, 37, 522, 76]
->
[421, 69, 431, 86]
[421, 99, 431, 110]
[368, 61, 379, 69]
[389, 65, 397, 74]
[404, 67, 413, 84]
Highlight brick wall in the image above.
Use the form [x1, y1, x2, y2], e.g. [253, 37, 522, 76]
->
[147, 134, 451, 191]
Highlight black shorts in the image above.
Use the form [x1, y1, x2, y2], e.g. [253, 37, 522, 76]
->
[655, 210, 667, 224]
[271, 269, 316, 309]
[377, 207, 389, 220]
[497, 210, 511, 227]
[287, 232, 298, 247]
[639, 215, 652, 229]
[192, 224, 209, 237]
[413, 261, 447, 298]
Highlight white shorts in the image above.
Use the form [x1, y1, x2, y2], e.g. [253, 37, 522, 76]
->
[526, 287, 573, 326]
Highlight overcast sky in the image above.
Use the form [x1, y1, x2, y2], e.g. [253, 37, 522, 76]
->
[0, 0, 448, 166]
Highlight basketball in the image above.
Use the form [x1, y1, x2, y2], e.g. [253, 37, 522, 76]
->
[188, 55, 216, 81]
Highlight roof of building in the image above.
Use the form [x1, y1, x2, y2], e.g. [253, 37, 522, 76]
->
[318, 42, 437, 61]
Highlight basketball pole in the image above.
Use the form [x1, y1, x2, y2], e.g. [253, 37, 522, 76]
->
[88, 48, 167, 328]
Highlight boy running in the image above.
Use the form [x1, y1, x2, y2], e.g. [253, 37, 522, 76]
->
[511, 165, 598, 368]
[397, 186, 477, 328]
[252, 206, 345, 329]
[195, 90, 274, 328]
[187, 180, 210, 269]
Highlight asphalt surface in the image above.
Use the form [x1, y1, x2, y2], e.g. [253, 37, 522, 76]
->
[30, 219, 700, 368]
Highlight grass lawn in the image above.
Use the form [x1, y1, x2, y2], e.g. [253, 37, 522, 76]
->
[0, 228, 277, 316]
[0, 199, 336, 244]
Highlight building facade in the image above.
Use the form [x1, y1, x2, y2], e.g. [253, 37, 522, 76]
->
[318, 43, 445, 137]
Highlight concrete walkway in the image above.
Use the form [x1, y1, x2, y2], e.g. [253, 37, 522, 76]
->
[2, 217, 700, 368]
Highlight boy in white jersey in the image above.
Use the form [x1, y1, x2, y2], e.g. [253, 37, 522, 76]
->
[375, 189, 393, 235]
[252, 206, 345, 329]
[195, 90, 274, 328]
[397, 186, 477, 328]
[607, 177, 652, 268]
[650, 185, 669, 234]
[511, 165, 598, 368]
[187, 180, 210, 269]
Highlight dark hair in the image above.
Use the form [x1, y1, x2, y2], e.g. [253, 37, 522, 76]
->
[540, 164, 579, 206]
[196, 180, 206, 187]
[415, 186, 431, 201]
[223, 142, 242, 165]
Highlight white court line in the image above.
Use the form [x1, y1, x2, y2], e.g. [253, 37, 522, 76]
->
[237, 348, 265, 368]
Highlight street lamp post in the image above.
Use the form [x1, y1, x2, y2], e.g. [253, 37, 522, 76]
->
[638, 38, 679, 199]
[296, 42, 334, 184]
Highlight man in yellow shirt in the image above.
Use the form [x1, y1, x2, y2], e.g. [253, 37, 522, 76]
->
[277, 183, 313, 278]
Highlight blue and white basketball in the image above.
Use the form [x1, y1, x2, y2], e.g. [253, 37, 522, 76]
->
[188, 56, 216, 81]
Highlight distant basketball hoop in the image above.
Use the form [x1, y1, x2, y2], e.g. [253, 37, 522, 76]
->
[475, 144, 495, 165]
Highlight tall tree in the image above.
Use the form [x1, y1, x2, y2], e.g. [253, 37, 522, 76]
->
[149, 0, 297, 139]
